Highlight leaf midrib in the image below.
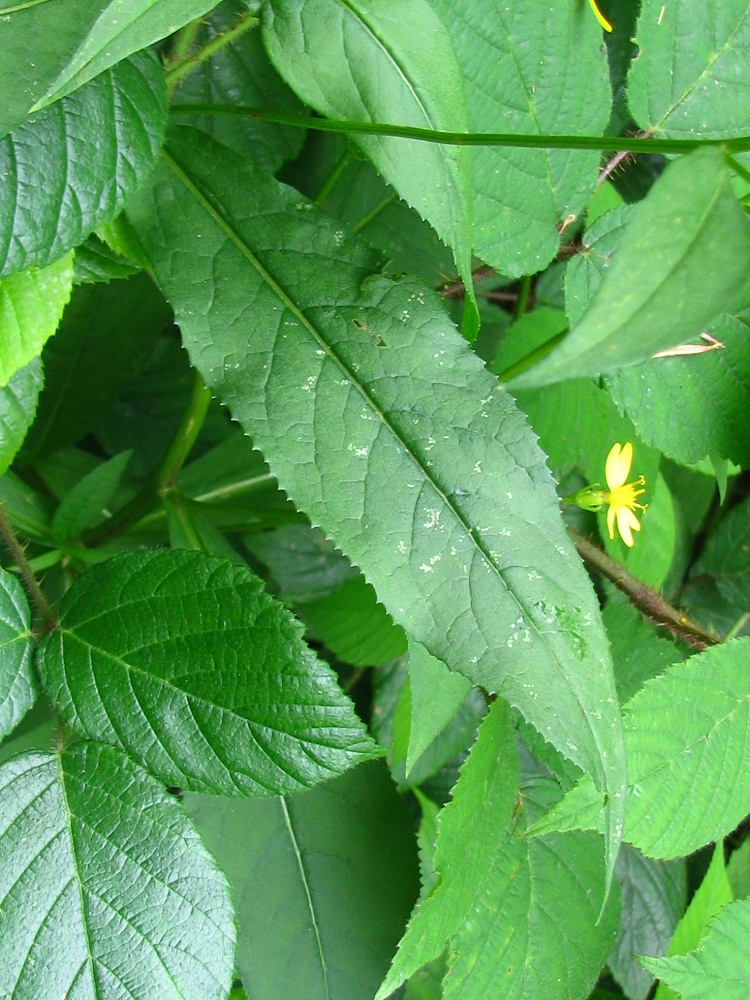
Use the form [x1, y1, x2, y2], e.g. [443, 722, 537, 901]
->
[161, 147, 571, 678]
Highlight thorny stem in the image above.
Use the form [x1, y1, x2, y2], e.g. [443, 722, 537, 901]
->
[82, 370, 213, 547]
[0, 503, 57, 633]
[569, 528, 720, 650]
[165, 11, 259, 93]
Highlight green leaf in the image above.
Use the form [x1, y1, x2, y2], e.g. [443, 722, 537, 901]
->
[22, 273, 173, 458]
[429, 0, 611, 278]
[641, 897, 750, 1000]
[692, 495, 750, 613]
[72, 233, 142, 284]
[510, 148, 750, 387]
[513, 374, 659, 487]
[36, 550, 379, 794]
[0, 471, 55, 545]
[245, 523, 356, 603]
[311, 150, 455, 287]
[0, 253, 73, 386]
[406, 643, 472, 776]
[261, 0, 474, 303]
[126, 125, 627, 889]
[51, 450, 133, 541]
[0, 697, 56, 767]
[34, 0, 226, 109]
[530, 639, 750, 859]
[0, 0, 109, 138]
[300, 574, 407, 666]
[0, 743, 235, 999]
[490, 307, 568, 381]
[171, 0, 306, 173]
[605, 312, 750, 466]
[727, 839, 750, 900]
[609, 846, 686, 1000]
[377, 700, 619, 1000]
[185, 760, 419, 1000]
[0, 357, 43, 476]
[629, 0, 750, 141]
[0, 568, 35, 742]
[0, 51, 167, 278]
[602, 597, 685, 705]
[654, 843, 733, 1000]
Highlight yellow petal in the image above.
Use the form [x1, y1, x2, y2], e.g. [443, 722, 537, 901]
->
[588, 0, 613, 31]
[605, 442, 633, 491]
[607, 504, 617, 541]
[616, 507, 641, 548]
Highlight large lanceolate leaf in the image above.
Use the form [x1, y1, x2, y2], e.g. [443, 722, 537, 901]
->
[530, 639, 750, 859]
[37, 550, 378, 794]
[0, 50, 167, 278]
[126, 126, 627, 887]
[429, 0, 610, 277]
[629, 0, 750, 140]
[0, 568, 35, 743]
[0, 743, 235, 1000]
[185, 761, 420, 1000]
[510, 147, 750, 387]
[262, 0, 474, 300]
[377, 700, 619, 1000]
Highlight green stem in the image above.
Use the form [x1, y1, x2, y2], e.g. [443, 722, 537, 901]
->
[0, 502, 57, 633]
[569, 528, 720, 650]
[514, 274, 532, 320]
[167, 18, 202, 68]
[726, 154, 750, 188]
[0, 0, 53, 12]
[170, 105, 750, 156]
[165, 12, 259, 92]
[315, 148, 353, 205]
[82, 371, 213, 547]
[351, 194, 398, 234]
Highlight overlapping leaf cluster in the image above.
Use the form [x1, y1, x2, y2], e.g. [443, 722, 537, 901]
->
[1, 1, 749, 998]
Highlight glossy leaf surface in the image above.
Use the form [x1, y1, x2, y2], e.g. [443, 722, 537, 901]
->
[0, 51, 167, 278]
[37, 550, 378, 794]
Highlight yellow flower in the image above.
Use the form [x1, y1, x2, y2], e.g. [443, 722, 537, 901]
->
[604, 442, 646, 547]
[588, 0, 612, 32]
